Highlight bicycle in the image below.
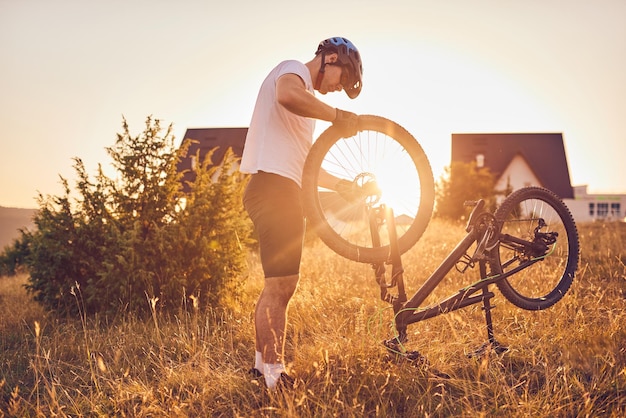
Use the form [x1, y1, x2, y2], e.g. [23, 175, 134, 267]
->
[302, 115, 580, 361]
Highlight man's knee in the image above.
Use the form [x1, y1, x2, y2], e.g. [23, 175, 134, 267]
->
[264, 274, 299, 303]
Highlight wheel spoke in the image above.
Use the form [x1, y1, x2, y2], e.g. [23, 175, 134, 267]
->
[302, 116, 434, 263]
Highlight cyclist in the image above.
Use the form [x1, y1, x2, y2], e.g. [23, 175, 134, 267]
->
[240, 37, 363, 389]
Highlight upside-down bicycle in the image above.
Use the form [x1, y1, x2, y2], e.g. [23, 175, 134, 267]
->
[302, 115, 580, 362]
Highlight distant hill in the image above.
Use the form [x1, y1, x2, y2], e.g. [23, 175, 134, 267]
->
[0, 206, 36, 249]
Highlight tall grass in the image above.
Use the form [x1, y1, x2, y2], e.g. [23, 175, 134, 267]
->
[1, 219, 624, 417]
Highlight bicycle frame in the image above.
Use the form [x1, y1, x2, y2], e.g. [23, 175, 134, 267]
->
[371, 199, 543, 355]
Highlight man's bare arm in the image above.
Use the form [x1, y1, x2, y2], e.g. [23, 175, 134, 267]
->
[276, 73, 337, 122]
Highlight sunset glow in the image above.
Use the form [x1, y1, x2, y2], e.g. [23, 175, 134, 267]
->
[1, 1, 624, 208]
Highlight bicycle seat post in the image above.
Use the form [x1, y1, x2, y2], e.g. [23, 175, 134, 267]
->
[369, 207, 390, 301]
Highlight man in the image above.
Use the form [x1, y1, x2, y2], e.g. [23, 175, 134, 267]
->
[240, 37, 363, 389]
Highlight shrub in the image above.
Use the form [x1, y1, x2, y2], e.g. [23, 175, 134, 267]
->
[2, 116, 252, 315]
[435, 161, 497, 221]
[0, 230, 32, 276]
[164, 148, 253, 308]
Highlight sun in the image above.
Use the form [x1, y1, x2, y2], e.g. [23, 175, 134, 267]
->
[319, 131, 423, 220]
[371, 147, 422, 219]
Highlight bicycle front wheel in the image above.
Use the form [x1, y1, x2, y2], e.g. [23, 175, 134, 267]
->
[302, 115, 435, 263]
[494, 187, 579, 310]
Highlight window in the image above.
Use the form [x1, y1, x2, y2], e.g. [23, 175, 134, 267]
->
[611, 203, 621, 217]
[476, 154, 485, 168]
[589, 203, 594, 216]
[597, 202, 609, 218]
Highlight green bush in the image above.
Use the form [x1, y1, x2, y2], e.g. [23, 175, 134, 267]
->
[0, 229, 32, 276]
[1, 116, 252, 315]
[164, 147, 252, 308]
[435, 161, 498, 221]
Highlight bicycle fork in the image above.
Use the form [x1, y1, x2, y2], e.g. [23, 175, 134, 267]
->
[369, 205, 409, 340]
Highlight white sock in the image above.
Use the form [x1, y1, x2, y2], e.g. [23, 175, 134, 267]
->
[254, 351, 263, 372]
[263, 362, 285, 389]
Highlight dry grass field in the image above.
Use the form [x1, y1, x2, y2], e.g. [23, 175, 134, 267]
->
[1, 219, 624, 417]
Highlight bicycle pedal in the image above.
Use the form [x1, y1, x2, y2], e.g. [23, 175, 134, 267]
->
[383, 346, 428, 366]
[404, 350, 429, 366]
[467, 341, 509, 358]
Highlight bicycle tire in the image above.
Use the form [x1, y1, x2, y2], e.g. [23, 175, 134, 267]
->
[302, 115, 434, 263]
[493, 187, 579, 310]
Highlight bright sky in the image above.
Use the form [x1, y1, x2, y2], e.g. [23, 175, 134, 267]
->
[1, 0, 625, 208]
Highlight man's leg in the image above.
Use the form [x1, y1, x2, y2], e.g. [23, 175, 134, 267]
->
[255, 273, 299, 388]
[243, 172, 303, 387]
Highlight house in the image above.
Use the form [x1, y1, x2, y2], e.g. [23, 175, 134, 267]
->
[565, 185, 626, 222]
[177, 127, 247, 191]
[451, 133, 574, 199]
[451, 133, 625, 222]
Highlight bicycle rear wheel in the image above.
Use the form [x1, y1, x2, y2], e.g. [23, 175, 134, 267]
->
[493, 187, 579, 310]
[302, 115, 434, 263]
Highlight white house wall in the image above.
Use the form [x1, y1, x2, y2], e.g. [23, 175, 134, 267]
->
[495, 154, 543, 193]
[494, 158, 625, 223]
[563, 185, 626, 222]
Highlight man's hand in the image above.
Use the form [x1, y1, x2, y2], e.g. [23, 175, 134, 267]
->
[333, 109, 360, 138]
[335, 179, 381, 203]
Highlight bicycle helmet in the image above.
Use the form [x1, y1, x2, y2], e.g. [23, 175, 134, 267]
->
[315, 37, 363, 99]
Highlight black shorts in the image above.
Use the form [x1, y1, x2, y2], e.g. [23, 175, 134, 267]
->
[243, 171, 305, 278]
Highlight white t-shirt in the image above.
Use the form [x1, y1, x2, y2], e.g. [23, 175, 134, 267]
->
[240, 60, 315, 187]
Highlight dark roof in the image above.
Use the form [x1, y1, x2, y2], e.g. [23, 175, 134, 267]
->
[451, 133, 573, 199]
[177, 127, 247, 191]
[179, 127, 247, 163]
